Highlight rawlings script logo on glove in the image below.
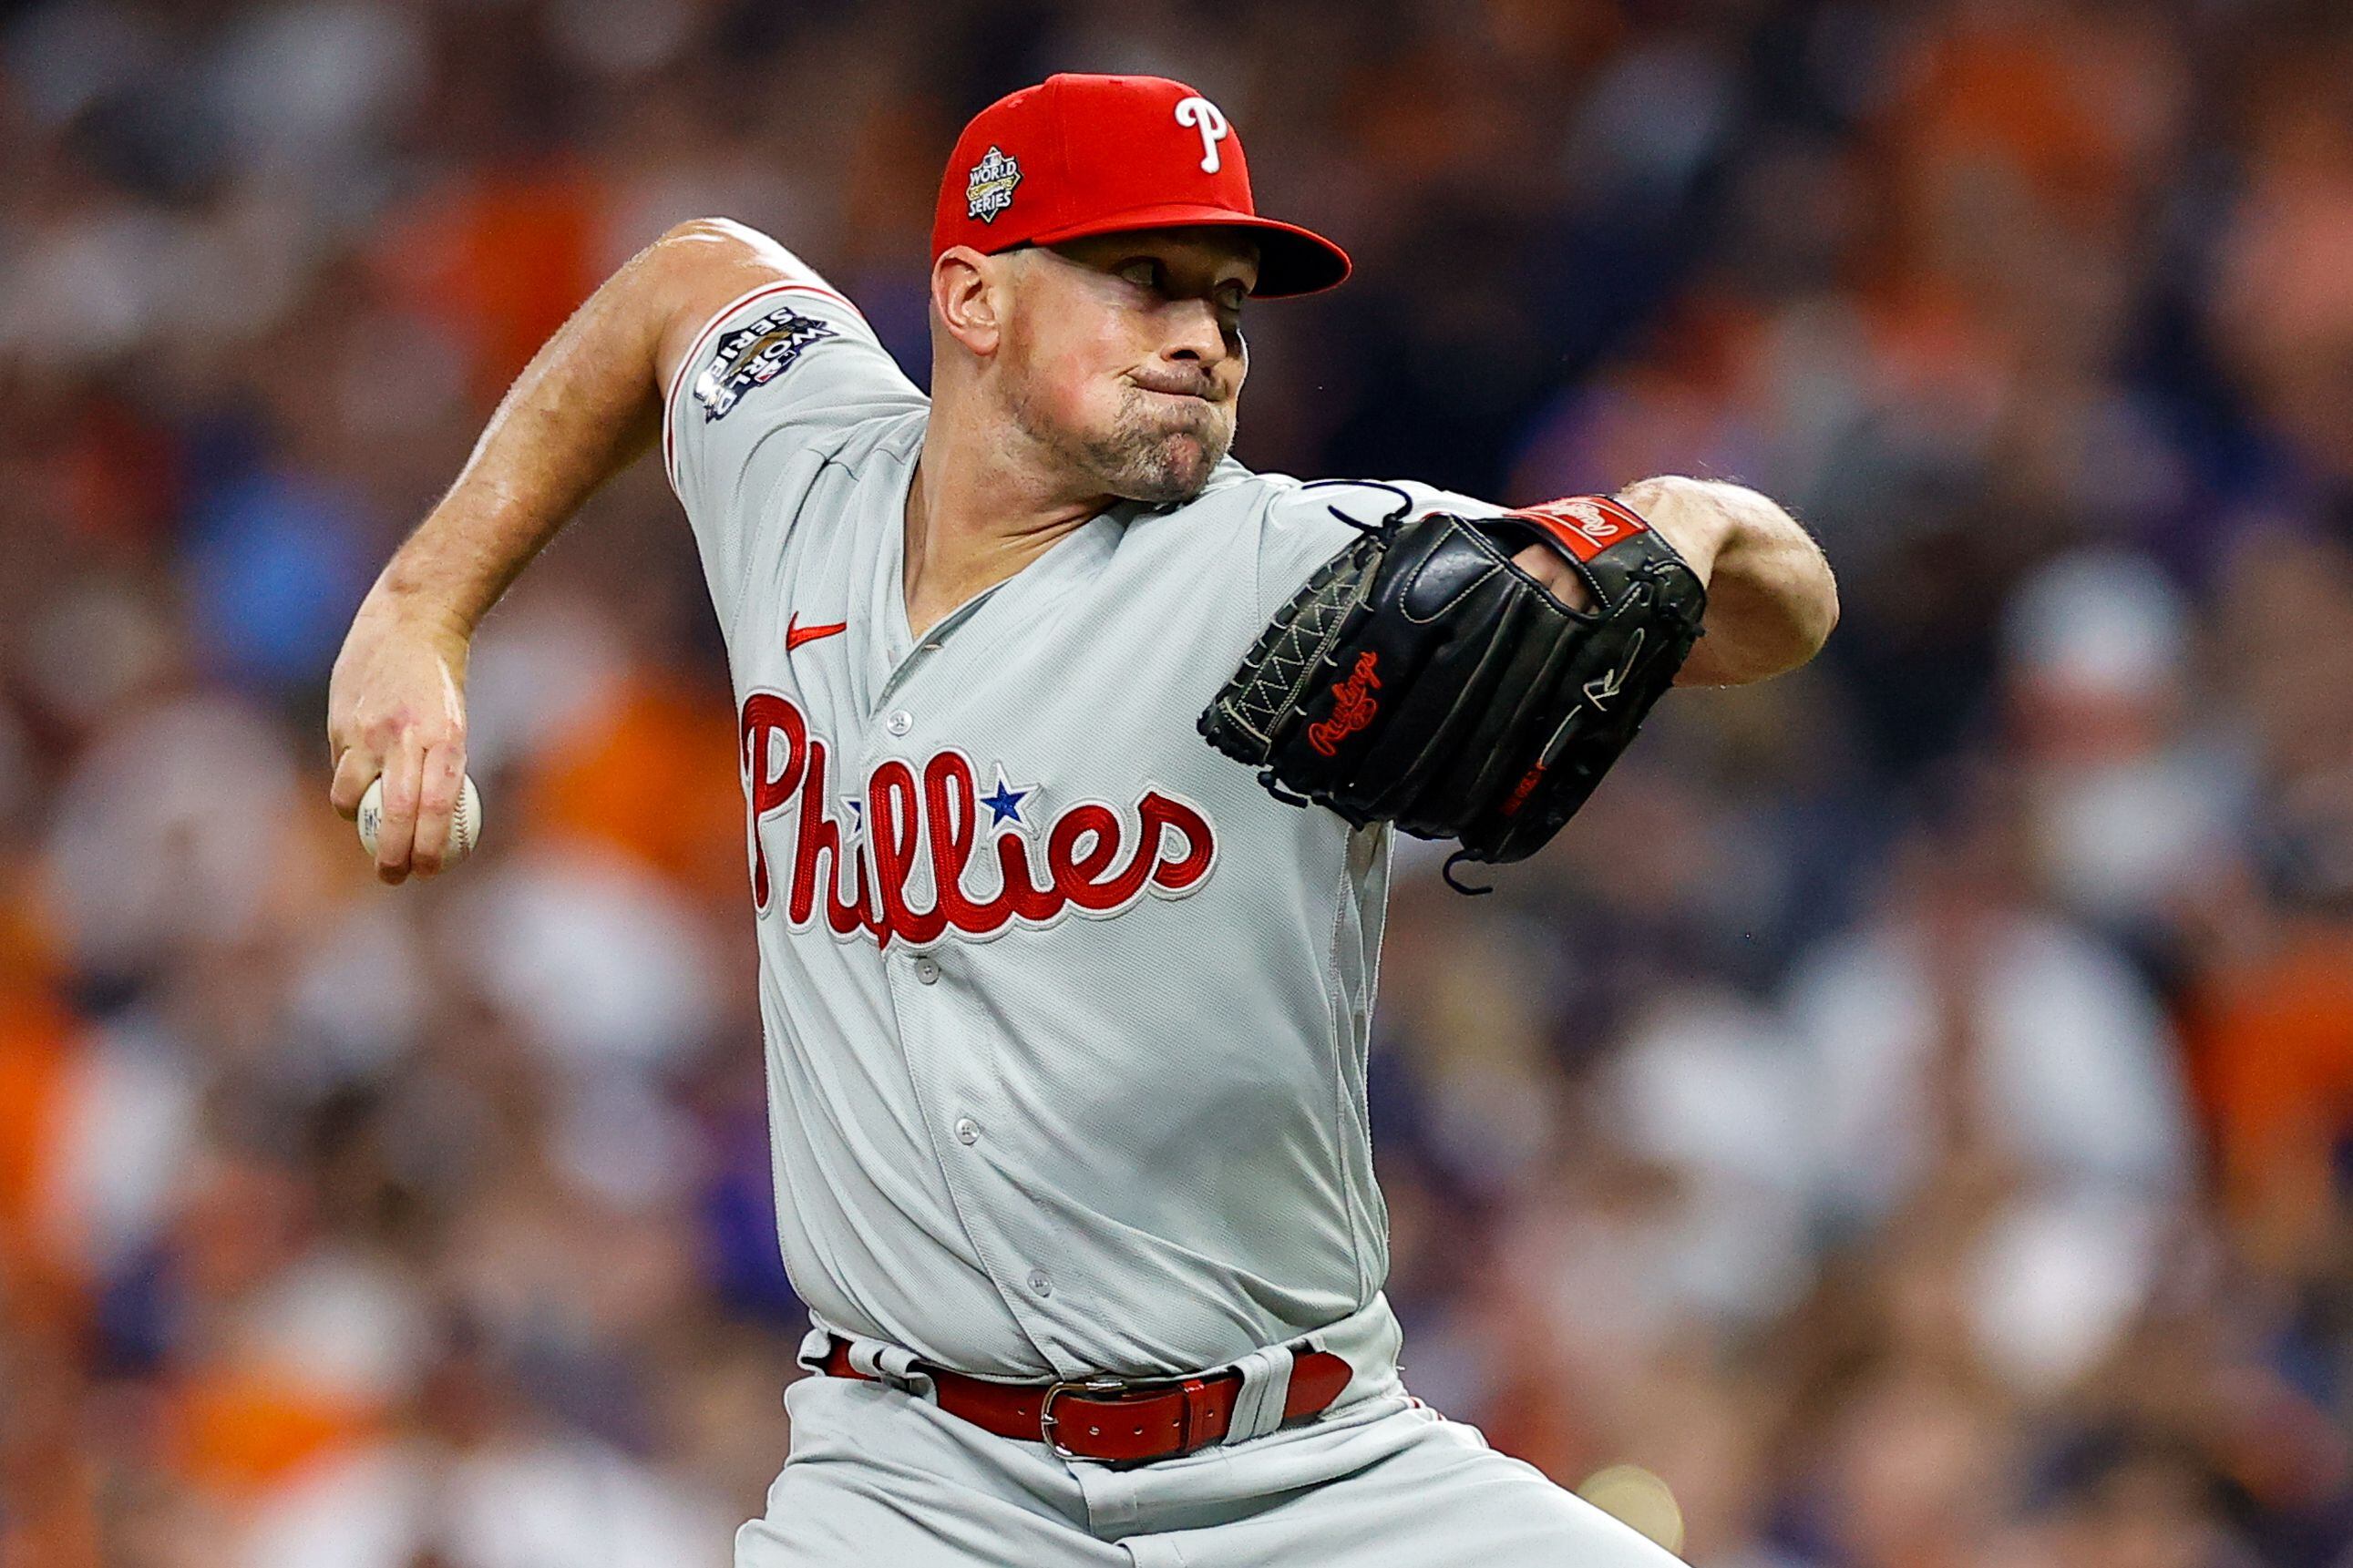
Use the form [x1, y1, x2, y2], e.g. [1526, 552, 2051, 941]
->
[1306, 651, 1382, 756]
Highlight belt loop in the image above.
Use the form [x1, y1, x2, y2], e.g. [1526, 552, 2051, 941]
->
[1221, 1343, 1296, 1444]
[796, 1327, 835, 1375]
[1177, 1377, 1219, 1450]
[842, 1337, 940, 1404]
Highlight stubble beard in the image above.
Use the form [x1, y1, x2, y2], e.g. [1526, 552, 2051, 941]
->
[1013, 384, 1236, 507]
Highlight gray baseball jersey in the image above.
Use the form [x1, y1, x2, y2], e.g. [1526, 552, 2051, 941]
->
[663, 272, 1505, 1387]
[666, 262, 1690, 1568]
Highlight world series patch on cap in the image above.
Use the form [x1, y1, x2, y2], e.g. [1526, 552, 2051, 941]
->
[930, 73, 1351, 298]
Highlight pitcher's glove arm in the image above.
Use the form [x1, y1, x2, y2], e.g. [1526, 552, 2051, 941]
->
[1199, 494, 1707, 890]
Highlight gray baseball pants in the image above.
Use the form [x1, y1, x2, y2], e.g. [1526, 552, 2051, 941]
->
[734, 1369, 1686, 1566]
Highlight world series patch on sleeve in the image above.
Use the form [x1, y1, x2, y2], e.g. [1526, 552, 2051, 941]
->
[1199, 493, 1708, 890]
[692, 304, 836, 421]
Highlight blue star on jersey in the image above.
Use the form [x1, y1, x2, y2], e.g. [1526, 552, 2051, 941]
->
[842, 796, 865, 844]
[980, 764, 1033, 832]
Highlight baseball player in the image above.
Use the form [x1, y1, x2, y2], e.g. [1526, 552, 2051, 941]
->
[327, 74, 1836, 1567]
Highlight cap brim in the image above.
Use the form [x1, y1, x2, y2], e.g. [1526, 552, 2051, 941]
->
[1024, 202, 1351, 297]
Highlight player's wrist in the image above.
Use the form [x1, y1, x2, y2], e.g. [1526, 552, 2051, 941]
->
[1615, 476, 1736, 581]
[362, 566, 481, 651]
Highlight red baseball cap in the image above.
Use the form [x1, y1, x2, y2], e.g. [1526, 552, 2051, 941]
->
[931, 73, 1351, 298]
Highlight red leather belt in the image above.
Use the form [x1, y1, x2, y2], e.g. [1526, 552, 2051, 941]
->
[816, 1337, 1353, 1465]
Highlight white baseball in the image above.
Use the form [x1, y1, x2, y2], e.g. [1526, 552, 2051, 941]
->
[357, 773, 482, 868]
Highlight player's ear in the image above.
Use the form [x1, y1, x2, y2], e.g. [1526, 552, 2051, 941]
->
[932, 247, 1004, 357]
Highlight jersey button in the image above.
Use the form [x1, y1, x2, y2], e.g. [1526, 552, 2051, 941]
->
[1026, 1269, 1053, 1297]
[954, 1117, 981, 1145]
[884, 709, 913, 737]
[913, 956, 941, 985]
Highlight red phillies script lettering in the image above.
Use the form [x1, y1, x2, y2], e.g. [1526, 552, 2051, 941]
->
[1307, 651, 1382, 757]
[739, 692, 1218, 948]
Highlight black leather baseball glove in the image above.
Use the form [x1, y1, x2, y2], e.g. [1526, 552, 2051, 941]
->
[1199, 490, 1707, 890]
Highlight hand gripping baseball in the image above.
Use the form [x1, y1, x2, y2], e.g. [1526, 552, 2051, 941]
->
[1199, 493, 1707, 890]
[326, 599, 474, 883]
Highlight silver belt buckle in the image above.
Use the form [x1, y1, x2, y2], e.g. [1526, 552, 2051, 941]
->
[1038, 1375, 1130, 1459]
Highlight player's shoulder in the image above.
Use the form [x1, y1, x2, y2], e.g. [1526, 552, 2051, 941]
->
[1129, 463, 1483, 527]
[1269, 475, 1509, 523]
[1107, 459, 1286, 568]
[1146, 467, 1506, 550]
[1115, 468, 1512, 624]
[1124, 466, 1514, 568]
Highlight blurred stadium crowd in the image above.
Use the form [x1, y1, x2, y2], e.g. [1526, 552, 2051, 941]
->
[5, 0, 2353, 1563]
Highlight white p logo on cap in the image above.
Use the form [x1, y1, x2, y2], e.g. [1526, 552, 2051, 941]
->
[1174, 96, 1229, 173]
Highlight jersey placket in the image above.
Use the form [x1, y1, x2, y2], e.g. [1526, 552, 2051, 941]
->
[858, 525, 1133, 1378]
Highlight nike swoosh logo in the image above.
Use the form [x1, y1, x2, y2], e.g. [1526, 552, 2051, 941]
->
[787, 616, 848, 651]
